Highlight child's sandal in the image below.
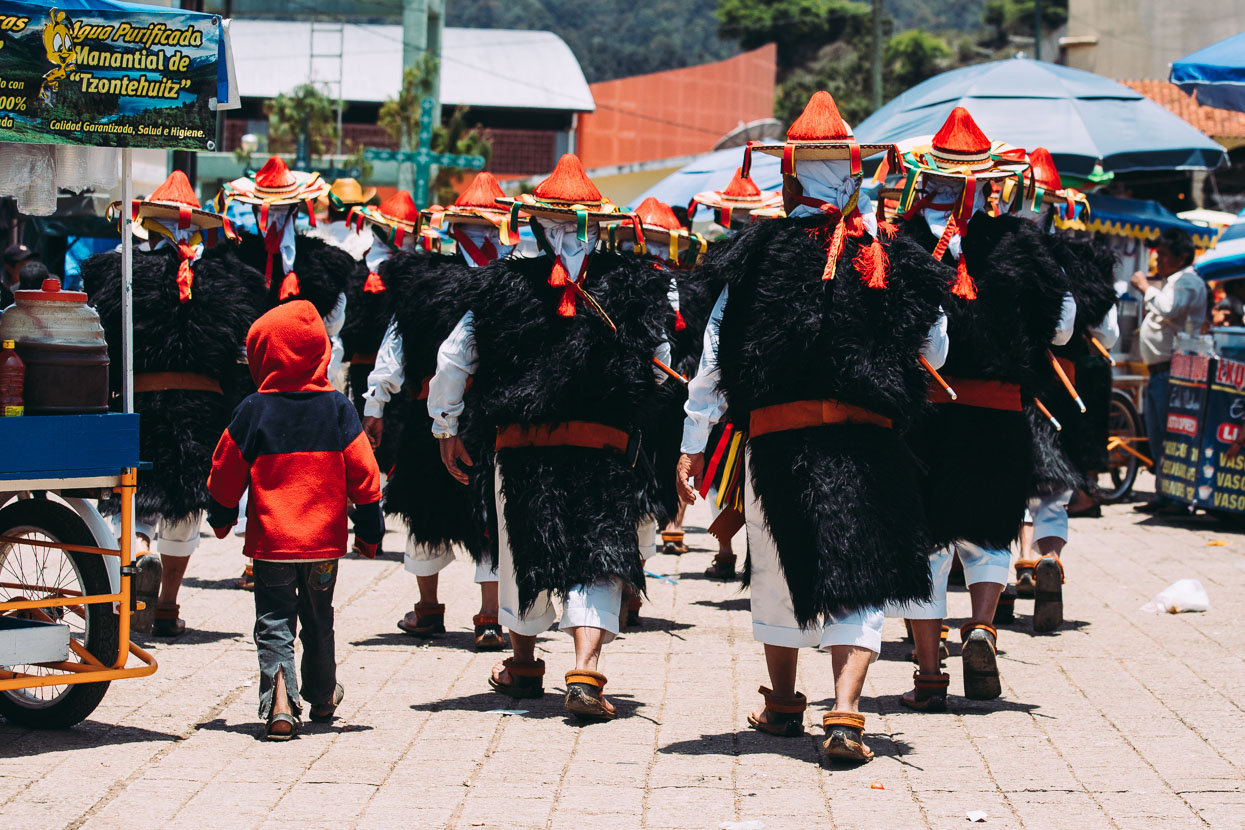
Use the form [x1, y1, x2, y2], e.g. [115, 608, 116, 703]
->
[746, 685, 807, 737]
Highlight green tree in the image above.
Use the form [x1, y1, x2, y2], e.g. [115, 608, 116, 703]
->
[716, 0, 872, 76]
[884, 29, 953, 97]
[379, 59, 493, 205]
[263, 83, 340, 157]
[982, 0, 1068, 50]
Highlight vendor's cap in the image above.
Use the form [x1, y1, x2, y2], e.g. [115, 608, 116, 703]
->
[4, 244, 32, 265]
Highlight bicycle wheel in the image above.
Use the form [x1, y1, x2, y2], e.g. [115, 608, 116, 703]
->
[1095, 389, 1142, 504]
[0, 498, 119, 729]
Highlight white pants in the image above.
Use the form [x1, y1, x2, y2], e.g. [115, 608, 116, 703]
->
[887, 542, 1011, 620]
[638, 518, 658, 562]
[1026, 489, 1073, 543]
[403, 538, 499, 584]
[743, 447, 884, 655]
[495, 462, 624, 642]
[111, 511, 203, 557]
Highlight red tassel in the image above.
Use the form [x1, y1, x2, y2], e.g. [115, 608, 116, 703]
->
[175, 243, 196, 303]
[952, 258, 977, 300]
[548, 256, 569, 288]
[557, 282, 577, 317]
[853, 239, 890, 289]
[363, 271, 386, 293]
[279, 270, 300, 301]
[876, 220, 897, 240]
[263, 252, 275, 288]
[822, 221, 845, 281]
[674, 308, 687, 332]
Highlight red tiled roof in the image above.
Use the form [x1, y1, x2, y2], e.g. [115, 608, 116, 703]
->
[1122, 79, 1245, 140]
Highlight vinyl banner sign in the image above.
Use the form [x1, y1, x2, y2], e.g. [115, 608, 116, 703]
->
[0, 2, 224, 149]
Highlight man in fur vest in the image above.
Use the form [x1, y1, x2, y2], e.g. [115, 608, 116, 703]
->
[85, 171, 265, 636]
[888, 110, 1075, 711]
[1012, 148, 1119, 632]
[361, 174, 518, 651]
[676, 91, 950, 763]
[429, 155, 672, 722]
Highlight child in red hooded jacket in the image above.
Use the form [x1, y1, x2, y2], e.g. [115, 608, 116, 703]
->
[208, 300, 383, 740]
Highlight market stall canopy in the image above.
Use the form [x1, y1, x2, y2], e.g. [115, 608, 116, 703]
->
[1055, 193, 1220, 249]
[629, 143, 781, 216]
[855, 58, 1228, 178]
[1171, 33, 1245, 113]
[1196, 207, 1245, 282]
[228, 21, 592, 113]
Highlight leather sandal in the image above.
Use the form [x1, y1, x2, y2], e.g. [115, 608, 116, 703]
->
[1015, 558, 1039, 598]
[705, 552, 736, 580]
[994, 583, 1018, 625]
[660, 530, 689, 555]
[473, 614, 506, 651]
[1033, 554, 1065, 633]
[488, 657, 545, 699]
[746, 685, 807, 737]
[907, 623, 950, 663]
[960, 620, 1001, 700]
[237, 562, 254, 591]
[152, 603, 186, 638]
[397, 602, 446, 637]
[309, 682, 344, 723]
[564, 670, 617, 722]
[821, 712, 873, 763]
[900, 671, 951, 713]
[265, 711, 300, 741]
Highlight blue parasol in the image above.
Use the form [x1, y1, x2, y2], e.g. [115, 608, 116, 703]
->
[628, 143, 782, 215]
[855, 58, 1227, 178]
[1171, 33, 1245, 113]
[1196, 207, 1245, 282]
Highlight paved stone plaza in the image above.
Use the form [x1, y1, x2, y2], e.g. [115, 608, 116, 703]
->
[2, 474, 1244, 829]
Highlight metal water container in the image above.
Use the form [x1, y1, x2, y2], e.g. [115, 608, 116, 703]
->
[0, 279, 109, 414]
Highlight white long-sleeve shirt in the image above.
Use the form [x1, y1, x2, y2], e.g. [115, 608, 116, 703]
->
[362, 320, 403, 419]
[1089, 304, 1120, 351]
[427, 311, 673, 436]
[1052, 292, 1077, 347]
[679, 286, 951, 454]
[324, 291, 347, 390]
[1139, 266, 1207, 364]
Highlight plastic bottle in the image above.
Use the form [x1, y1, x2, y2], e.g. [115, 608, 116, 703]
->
[0, 339, 24, 416]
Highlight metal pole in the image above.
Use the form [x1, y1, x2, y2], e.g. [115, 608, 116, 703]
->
[1034, 0, 1042, 61]
[120, 148, 133, 415]
[872, 0, 883, 112]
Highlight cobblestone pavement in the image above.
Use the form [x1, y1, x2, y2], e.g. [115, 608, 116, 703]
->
[2, 474, 1244, 829]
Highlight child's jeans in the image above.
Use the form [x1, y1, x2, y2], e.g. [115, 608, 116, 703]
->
[253, 559, 339, 719]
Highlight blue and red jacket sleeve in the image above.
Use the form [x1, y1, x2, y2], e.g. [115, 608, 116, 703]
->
[207, 411, 253, 530]
[340, 400, 383, 544]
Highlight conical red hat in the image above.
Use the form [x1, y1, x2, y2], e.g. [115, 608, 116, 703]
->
[454, 171, 506, 210]
[254, 156, 297, 190]
[932, 107, 991, 158]
[534, 154, 602, 205]
[787, 91, 851, 141]
[1027, 147, 1062, 192]
[723, 168, 762, 200]
[634, 197, 683, 231]
[377, 190, 421, 224]
[147, 170, 201, 208]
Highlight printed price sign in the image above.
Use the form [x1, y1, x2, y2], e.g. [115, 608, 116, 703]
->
[1193, 355, 1245, 514]
[0, 1, 225, 149]
[1156, 352, 1210, 503]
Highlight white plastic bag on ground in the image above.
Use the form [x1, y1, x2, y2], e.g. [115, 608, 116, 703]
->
[1141, 579, 1210, 614]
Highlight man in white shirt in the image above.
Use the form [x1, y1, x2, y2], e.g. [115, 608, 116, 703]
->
[1131, 228, 1206, 513]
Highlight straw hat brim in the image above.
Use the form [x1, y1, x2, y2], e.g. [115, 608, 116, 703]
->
[692, 189, 783, 212]
[749, 207, 787, 221]
[424, 207, 512, 228]
[358, 205, 419, 233]
[751, 142, 893, 161]
[497, 195, 624, 222]
[224, 171, 331, 206]
[607, 223, 700, 252]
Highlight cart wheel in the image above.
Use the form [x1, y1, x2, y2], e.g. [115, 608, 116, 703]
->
[1096, 389, 1143, 504]
[0, 498, 120, 729]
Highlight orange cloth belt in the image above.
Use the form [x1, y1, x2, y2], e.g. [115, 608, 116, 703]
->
[1055, 356, 1076, 386]
[928, 377, 1021, 411]
[495, 421, 630, 454]
[134, 371, 222, 395]
[749, 398, 892, 438]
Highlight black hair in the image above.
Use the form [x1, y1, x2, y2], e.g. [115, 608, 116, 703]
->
[18, 260, 49, 290]
[1154, 227, 1196, 268]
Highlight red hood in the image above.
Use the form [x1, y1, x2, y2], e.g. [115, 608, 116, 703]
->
[246, 301, 334, 393]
